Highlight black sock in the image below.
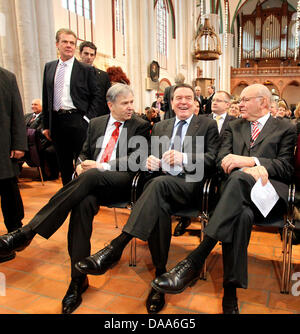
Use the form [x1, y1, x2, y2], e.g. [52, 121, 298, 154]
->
[187, 235, 218, 270]
[110, 232, 133, 254]
[223, 285, 237, 304]
[155, 267, 167, 277]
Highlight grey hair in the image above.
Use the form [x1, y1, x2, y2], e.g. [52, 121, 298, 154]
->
[174, 73, 185, 84]
[106, 83, 134, 103]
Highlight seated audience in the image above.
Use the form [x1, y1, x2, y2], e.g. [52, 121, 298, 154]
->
[228, 99, 240, 118]
[24, 99, 59, 180]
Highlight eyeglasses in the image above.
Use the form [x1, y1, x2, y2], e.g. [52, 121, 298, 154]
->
[212, 98, 229, 103]
[238, 96, 264, 103]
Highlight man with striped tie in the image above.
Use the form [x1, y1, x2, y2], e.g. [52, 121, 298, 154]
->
[42, 28, 101, 185]
[151, 84, 297, 314]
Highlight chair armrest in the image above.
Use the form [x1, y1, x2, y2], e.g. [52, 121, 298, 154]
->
[287, 183, 296, 228]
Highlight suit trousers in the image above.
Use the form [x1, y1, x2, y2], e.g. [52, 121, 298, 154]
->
[51, 112, 88, 185]
[123, 174, 203, 271]
[26, 168, 132, 277]
[204, 170, 285, 288]
[0, 177, 24, 232]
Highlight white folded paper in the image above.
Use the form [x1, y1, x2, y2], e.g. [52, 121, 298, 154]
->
[250, 178, 279, 217]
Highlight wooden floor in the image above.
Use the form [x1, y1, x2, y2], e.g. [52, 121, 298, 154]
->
[0, 171, 300, 315]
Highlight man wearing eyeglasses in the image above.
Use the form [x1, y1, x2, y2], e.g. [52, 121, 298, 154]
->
[173, 91, 235, 237]
[151, 84, 297, 314]
[209, 91, 236, 137]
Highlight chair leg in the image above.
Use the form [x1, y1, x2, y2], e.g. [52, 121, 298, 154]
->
[280, 225, 293, 294]
[113, 208, 118, 228]
[199, 218, 207, 280]
[129, 238, 136, 267]
[37, 167, 44, 186]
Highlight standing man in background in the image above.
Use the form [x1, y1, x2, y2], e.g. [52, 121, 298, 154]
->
[42, 28, 101, 185]
[79, 41, 111, 116]
[0, 67, 27, 262]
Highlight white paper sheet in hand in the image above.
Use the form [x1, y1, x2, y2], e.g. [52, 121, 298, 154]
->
[250, 178, 279, 218]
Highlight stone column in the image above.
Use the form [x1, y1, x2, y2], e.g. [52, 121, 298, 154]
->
[219, 33, 234, 93]
[0, 0, 56, 113]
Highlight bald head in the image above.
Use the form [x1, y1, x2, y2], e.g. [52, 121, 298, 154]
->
[31, 99, 42, 114]
[239, 84, 272, 121]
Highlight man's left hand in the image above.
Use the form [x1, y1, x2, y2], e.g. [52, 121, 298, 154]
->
[243, 165, 269, 186]
[162, 150, 183, 166]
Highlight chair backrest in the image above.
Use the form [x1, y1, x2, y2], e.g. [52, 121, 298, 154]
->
[25, 128, 41, 167]
[295, 133, 300, 189]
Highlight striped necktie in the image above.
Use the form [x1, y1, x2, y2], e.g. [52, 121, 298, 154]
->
[53, 62, 66, 111]
[250, 120, 260, 147]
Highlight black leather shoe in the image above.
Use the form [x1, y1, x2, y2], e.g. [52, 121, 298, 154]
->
[222, 299, 240, 314]
[173, 217, 191, 236]
[146, 288, 165, 314]
[151, 258, 201, 294]
[62, 276, 89, 314]
[0, 228, 33, 257]
[75, 245, 121, 275]
[0, 252, 16, 263]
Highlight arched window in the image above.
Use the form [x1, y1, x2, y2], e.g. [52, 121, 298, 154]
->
[156, 0, 168, 68]
[62, 0, 95, 41]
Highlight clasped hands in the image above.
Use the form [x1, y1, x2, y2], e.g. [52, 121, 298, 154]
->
[221, 154, 269, 185]
[146, 150, 184, 171]
[76, 159, 105, 175]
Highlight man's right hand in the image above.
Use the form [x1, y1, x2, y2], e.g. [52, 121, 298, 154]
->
[42, 129, 51, 141]
[146, 155, 161, 171]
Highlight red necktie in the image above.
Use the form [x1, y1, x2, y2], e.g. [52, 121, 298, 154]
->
[100, 121, 122, 163]
[250, 121, 260, 147]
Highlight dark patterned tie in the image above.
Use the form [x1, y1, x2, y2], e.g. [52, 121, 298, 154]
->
[170, 120, 187, 151]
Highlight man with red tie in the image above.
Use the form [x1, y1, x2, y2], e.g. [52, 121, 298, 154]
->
[0, 84, 150, 314]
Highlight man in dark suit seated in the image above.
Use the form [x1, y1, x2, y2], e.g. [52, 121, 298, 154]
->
[151, 84, 297, 314]
[74, 83, 220, 314]
[0, 84, 150, 314]
[173, 90, 236, 237]
[42, 28, 102, 186]
[24, 99, 59, 180]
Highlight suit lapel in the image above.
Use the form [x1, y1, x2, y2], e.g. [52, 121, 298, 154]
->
[240, 119, 251, 151]
[93, 115, 110, 159]
[49, 60, 58, 88]
[70, 58, 79, 91]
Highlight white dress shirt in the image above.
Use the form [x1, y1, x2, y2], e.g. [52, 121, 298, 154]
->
[54, 57, 76, 110]
[96, 115, 124, 170]
[212, 112, 226, 133]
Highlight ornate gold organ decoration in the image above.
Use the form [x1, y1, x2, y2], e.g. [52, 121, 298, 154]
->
[193, 18, 222, 61]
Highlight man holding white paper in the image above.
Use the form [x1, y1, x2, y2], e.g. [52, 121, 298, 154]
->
[152, 84, 297, 314]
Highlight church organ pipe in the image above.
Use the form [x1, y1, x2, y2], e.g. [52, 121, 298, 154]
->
[241, 3, 297, 63]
